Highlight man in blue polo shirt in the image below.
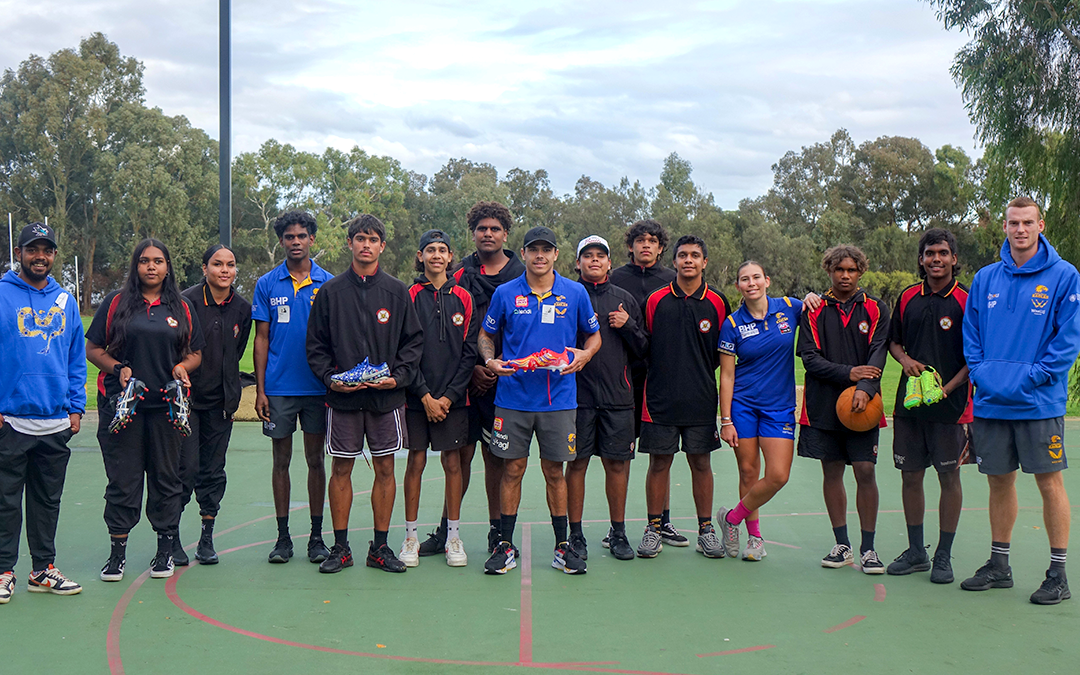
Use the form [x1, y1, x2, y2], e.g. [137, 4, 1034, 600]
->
[479, 226, 601, 575]
[252, 210, 333, 565]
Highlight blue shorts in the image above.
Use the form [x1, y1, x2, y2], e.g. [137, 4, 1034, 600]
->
[731, 403, 796, 440]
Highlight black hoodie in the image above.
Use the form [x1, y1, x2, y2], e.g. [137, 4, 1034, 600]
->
[182, 281, 252, 414]
[609, 262, 677, 311]
[576, 276, 649, 409]
[453, 249, 525, 364]
[406, 275, 479, 410]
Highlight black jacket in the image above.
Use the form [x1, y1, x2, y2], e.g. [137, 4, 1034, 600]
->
[609, 262, 677, 310]
[182, 282, 252, 414]
[406, 275, 479, 410]
[306, 266, 424, 413]
[576, 276, 649, 409]
[453, 250, 525, 364]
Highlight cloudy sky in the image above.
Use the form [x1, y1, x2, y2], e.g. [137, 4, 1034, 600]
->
[0, 0, 979, 207]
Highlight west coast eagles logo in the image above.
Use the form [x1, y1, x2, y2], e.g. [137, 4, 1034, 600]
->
[567, 432, 576, 454]
[18, 305, 66, 354]
[452, 312, 464, 326]
[939, 317, 953, 330]
[698, 319, 711, 333]
[166, 316, 179, 327]
[1031, 285, 1050, 315]
[858, 320, 869, 334]
[377, 308, 390, 324]
[1049, 435, 1064, 462]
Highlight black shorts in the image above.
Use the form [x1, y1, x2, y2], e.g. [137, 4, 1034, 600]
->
[406, 408, 469, 453]
[797, 425, 879, 465]
[490, 407, 577, 462]
[576, 407, 636, 461]
[263, 395, 326, 439]
[892, 416, 970, 473]
[468, 387, 497, 445]
[325, 406, 406, 459]
[638, 421, 720, 455]
[972, 416, 1067, 475]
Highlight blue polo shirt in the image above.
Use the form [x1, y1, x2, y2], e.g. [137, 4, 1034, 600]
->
[252, 260, 332, 396]
[718, 296, 803, 411]
[483, 272, 600, 412]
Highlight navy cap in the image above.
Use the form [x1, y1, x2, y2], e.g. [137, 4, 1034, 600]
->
[18, 222, 57, 249]
[522, 226, 558, 248]
[418, 229, 452, 252]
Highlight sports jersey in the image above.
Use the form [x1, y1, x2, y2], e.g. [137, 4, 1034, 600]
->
[797, 288, 889, 430]
[182, 281, 252, 414]
[483, 272, 600, 412]
[719, 296, 803, 411]
[890, 280, 972, 424]
[251, 260, 332, 396]
[642, 280, 731, 426]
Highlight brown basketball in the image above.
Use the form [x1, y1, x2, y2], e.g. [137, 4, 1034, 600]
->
[835, 386, 884, 432]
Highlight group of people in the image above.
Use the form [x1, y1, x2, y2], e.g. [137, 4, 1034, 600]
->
[1, 196, 1077, 609]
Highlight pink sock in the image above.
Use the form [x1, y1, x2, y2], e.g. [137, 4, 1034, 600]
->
[726, 501, 752, 525]
[746, 518, 762, 538]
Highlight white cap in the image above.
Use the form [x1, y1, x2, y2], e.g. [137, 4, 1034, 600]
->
[576, 235, 610, 258]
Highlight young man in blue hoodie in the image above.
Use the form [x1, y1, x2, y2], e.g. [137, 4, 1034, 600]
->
[0, 223, 87, 604]
[961, 197, 1080, 605]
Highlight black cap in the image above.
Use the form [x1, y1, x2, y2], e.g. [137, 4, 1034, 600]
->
[522, 226, 557, 248]
[17, 222, 57, 249]
[418, 229, 452, 252]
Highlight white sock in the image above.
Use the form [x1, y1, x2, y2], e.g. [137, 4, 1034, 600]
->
[406, 520, 418, 540]
[447, 520, 460, 540]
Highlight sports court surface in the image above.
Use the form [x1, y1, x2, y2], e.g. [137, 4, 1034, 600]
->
[8, 420, 1078, 674]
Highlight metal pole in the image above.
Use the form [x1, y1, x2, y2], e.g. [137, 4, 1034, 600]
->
[218, 0, 232, 246]
[74, 256, 80, 308]
[7, 213, 12, 270]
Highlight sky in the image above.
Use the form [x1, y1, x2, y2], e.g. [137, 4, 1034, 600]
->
[0, 0, 980, 207]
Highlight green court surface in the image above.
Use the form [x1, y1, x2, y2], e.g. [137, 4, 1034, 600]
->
[6, 421, 1079, 675]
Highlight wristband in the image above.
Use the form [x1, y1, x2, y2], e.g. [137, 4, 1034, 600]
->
[720, 422, 734, 428]
[720, 416, 732, 421]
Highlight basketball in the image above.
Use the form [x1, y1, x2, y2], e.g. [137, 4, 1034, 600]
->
[835, 386, 883, 432]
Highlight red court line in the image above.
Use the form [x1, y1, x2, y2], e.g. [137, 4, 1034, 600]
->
[824, 616, 866, 633]
[696, 645, 776, 658]
[763, 540, 800, 549]
[874, 584, 886, 602]
[520, 523, 534, 664]
[106, 569, 152, 675]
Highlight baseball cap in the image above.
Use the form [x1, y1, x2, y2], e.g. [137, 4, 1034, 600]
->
[418, 229, 452, 251]
[18, 222, 57, 249]
[576, 235, 610, 258]
[522, 226, 558, 248]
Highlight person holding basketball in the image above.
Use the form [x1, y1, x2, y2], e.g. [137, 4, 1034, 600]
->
[797, 245, 890, 574]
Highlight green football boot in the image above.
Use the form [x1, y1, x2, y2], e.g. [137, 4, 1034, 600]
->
[920, 366, 945, 405]
[904, 372, 923, 409]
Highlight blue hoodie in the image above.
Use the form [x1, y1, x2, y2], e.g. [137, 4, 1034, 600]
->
[0, 270, 87, 418]
[963, 234, 1080, 420]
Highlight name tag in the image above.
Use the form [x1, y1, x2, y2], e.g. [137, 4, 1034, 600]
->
[277, 304, 291, 324]
[541, 304, 556, 324]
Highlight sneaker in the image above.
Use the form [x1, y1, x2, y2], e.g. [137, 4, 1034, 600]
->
[487, 525, 501, 554]
[399, 537, 421, 568]
[318, 543, 353, 573]
[367, 542, 407, 573]
[659, 522, 689, 547]
[822, 543, 854, 568]
[886, 546, 931, 575]
[960, 560, 1013, 591]
[860, 549, 885, 574]
[171, 536, 190, 567]
[163, 379, 191, 436]
[1029, 569, 1071, 605]
[445, 537, 468, 567]
[108, 378, 147, 433]
[637, 527, 663, 558]
[715, 507, 741, 559]
[742, 535, 767, 561]
[930, 549, 953, 584]
[484, 541, 518, 575]
[268, 536, 293, 563]
[150, 550, 175, 579]
[418, 528, 447, 557]
[608, 530, 635, 561]
[569, 532, 588, 561]
[919, 366, 945, 405]
[601, 530, 611, 548]
[331, 357, 390, 385]
[307, 536, 330, 564]
[903, 371, 923, 409]
[0, 571, 14, 603]
[696, 526, 725, 558]
[553, 542, 587, 574]
[27, 565, 82, 595]
[195, 532, 219, 565]
[100, 552, 126, 582]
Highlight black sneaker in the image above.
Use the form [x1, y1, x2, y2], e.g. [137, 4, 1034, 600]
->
[150, 550, 174, 579]
[960, 560, 1014, 591]
[487, 525, 501, 554]
[418, 528, 447, 557]
[307, 536, 330, 563]
[366, 542, 407, 573]
[569, 532, 588, 561]
[171, 536, 190, 567]
[100, 553, 126, 582]
[607, 530, 635, 561]
[318, 543, 353, 573]
[268, 536, 293, 563]
[195, 532, 219, 565]
[553, 541, 587, 575]
[930, 549, 953, 584]
[484, 541, 517, 575]
[1030, 569, 1071, 605]
[886, 546, 931, 575]
[659, 522, 690, 547]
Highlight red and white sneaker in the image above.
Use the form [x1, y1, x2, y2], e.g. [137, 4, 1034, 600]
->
[507, 348, 571, 372]
[0, 570, 14, 603]
[28, 565, 83, 595]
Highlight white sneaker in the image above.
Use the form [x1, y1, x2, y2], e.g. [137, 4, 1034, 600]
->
[28, 565, 82, 595]
[742, 536, 767, 561]
[445, 537, 468, 567]
[399, 537, 420, 568]
[0, 571, 14, 603]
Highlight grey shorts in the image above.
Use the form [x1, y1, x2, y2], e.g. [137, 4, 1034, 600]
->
[490, 407, 577, 462]
[263, 395, 326, 439]
[892, 416, 971, 473]
[972, 416, 1067, 475]
[406, 407, 469, 453]
[325, 406, 407, 459]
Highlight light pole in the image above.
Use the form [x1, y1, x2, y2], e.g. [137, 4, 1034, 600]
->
[219, 0, 232, 246]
